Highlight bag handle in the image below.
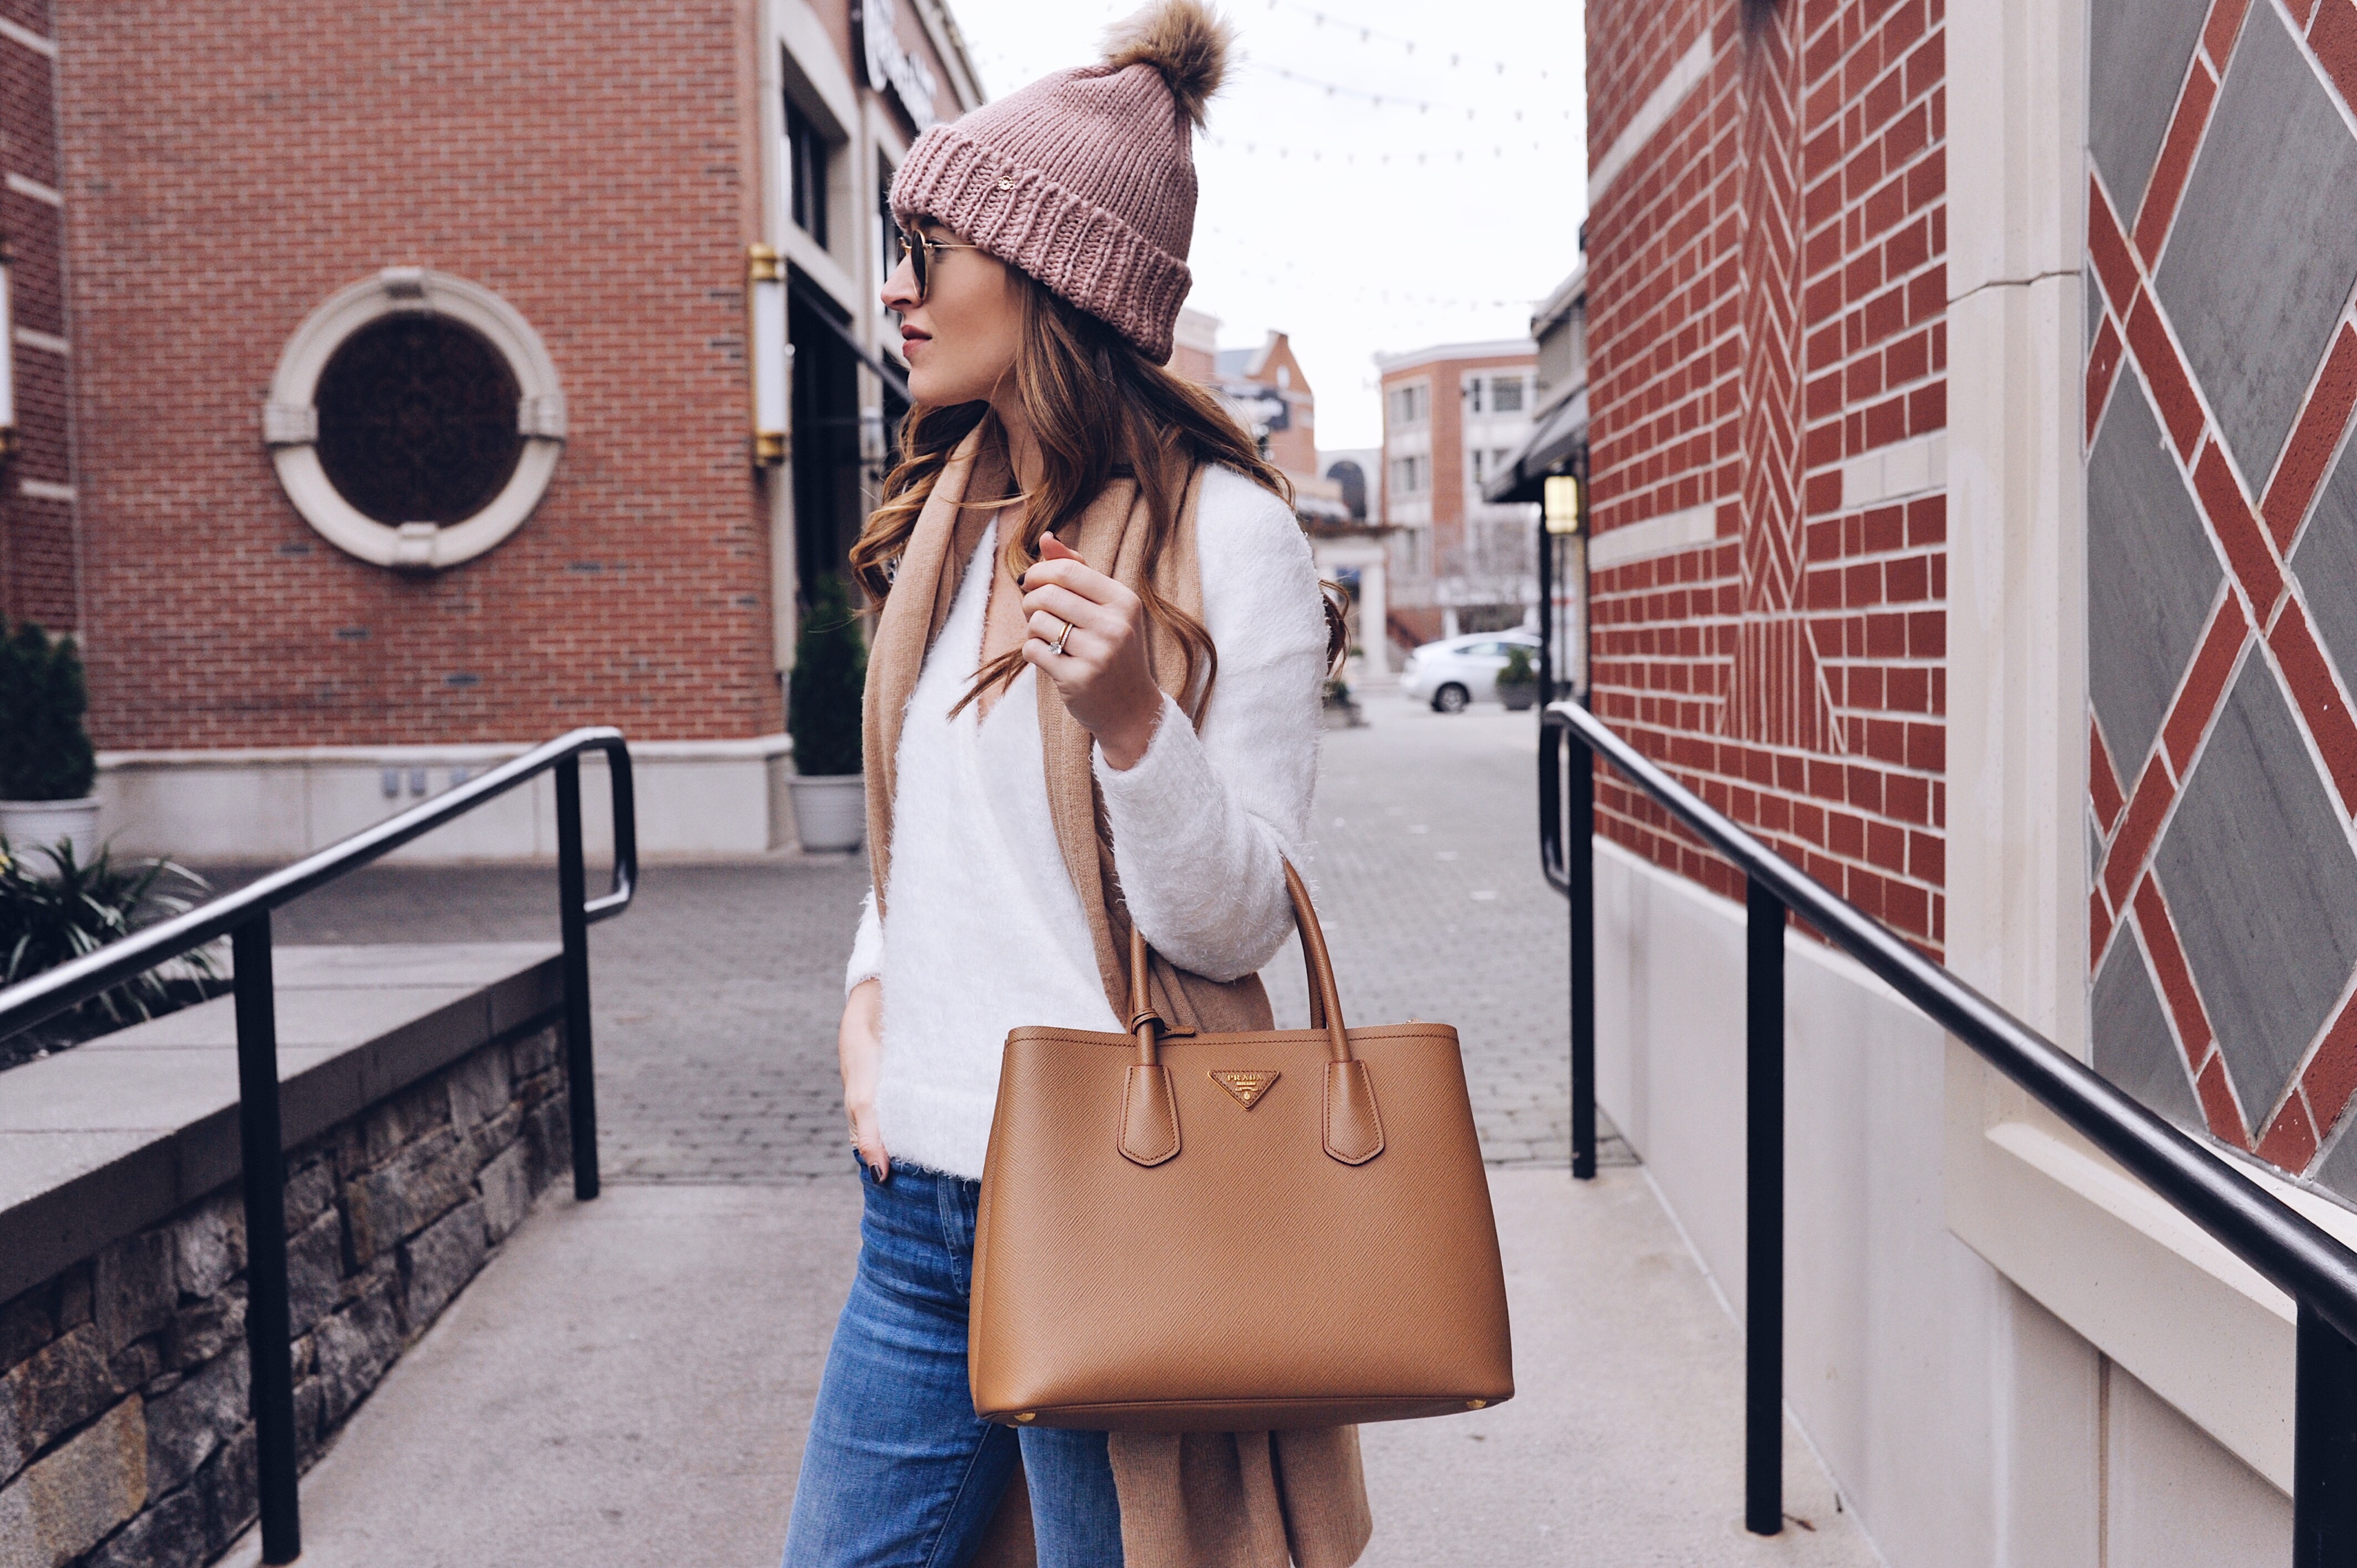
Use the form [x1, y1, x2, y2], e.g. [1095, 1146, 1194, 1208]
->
[1118, 861, 1385, 1169]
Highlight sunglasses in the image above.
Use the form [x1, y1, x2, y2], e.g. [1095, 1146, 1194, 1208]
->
[897, 228, 981, 302]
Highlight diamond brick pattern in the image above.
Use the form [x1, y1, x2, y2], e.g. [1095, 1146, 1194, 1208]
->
[2153, 1, 2357, 489]
[2088, 0, 2213, 218]
[2088, 0, 2357, 1193]
[2092, 928, 2207, 1134]
[2087, 375, 2226, 774]
[2293, 441, 2357, 682]
[2153, 662, 2357, 1128]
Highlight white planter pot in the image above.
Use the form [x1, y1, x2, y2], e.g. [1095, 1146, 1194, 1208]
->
[0, 796, 103, 871]
[788, 774, 867, 853]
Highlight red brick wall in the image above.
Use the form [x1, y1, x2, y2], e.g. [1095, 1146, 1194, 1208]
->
[1586, 0, 1948, 951]
[0, 0, 78, 631]
[55, 0, 775, 749]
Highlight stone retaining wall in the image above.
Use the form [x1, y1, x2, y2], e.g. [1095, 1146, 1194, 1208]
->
[0, 1019, 569, 1567]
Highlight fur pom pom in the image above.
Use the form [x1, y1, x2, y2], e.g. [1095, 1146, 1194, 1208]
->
[1103, 0, 1232, 127]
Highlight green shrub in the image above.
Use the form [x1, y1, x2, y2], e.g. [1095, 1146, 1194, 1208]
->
[0, 617, 97, 802]
[0, 837, 219, 1028]
[788, 577, 868, 777]
[1498, 644, 1537, 687]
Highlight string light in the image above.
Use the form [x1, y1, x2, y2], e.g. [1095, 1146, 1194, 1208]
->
[1262, 0, 1563, 85]
[1202, 131, 1556, 164]
[1248, 62, 1573, 123]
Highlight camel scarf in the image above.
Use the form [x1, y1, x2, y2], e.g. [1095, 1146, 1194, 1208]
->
[859, 425, 1372, 1568]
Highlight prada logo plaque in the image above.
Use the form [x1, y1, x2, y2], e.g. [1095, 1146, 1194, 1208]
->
[1210, 1069, 1280, 1109]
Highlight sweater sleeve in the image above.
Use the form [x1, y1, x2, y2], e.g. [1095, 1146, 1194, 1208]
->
[1093, 467, 1326, 982]
[844, 884, 884, 997]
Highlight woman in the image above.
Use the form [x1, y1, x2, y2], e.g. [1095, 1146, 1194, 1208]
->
[780, 5, 1372, 1566]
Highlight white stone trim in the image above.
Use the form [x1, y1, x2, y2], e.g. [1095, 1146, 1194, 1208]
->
[4, 172, 62, 207]
[1949, 1087, 2306, 1490]
[1840, 432, 1948, 508]
[1588, 502, 1718, 569]
[1936, 0, 2297, 1525]
[17, 478, 74, 502]
[772, 0, 862, 144]
[264, 268, 565, 572]
[13, 325, 68, 357]
[97, 735, 799, 862]
[97, 734, 792, 767]
[0, 16, 58, 56]
[1588, 36, 1713, 206]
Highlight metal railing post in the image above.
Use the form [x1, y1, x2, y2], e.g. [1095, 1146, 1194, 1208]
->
[1570, 728, 1597, 1181]
[2297, 1302, 2357, 1565]
[555, 755, 601, 1201]
[1745, 875, 1786, 1536]
[232, 916, 300, 1563]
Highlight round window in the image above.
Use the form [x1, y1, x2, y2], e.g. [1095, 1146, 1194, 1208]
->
[314, 315, 524, 525]
[265, 268, 566, 572]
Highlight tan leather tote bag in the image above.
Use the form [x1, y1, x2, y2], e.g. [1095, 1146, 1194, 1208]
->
[968, 863, 1513, 1432]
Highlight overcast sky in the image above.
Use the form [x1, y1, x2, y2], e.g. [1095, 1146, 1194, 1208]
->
[947, 0, 1589, 451]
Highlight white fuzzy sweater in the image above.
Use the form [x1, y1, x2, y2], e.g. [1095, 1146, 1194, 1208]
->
[842, 465, 1328, 1178]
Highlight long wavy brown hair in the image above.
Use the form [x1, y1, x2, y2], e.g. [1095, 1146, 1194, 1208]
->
[850, 273, 1340, 716]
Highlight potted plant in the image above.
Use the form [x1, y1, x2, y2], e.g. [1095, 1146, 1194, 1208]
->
[786, 576, 869, 853]
[1322, 676, 1366, 729]
[1, 840, 220, 1069]
[1497, 644, 1539, 712]
[0, 616, 101, 865]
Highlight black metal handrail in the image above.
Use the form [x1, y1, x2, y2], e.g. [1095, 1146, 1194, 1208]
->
[1540, 698, 2357, 1563]
[0, 726, 638, 1566]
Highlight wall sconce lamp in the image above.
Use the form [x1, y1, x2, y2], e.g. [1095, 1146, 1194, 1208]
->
[1543, 474, 1582, 535]
[0, 241, 17, 461]
[747, 245, 790, 466]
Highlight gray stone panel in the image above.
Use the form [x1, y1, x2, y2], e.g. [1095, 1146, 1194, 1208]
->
[2315, 1098, 2357, 1203]
[2089, 0, 2211, 215]
[2154, 3, 2357, 486]
[2292, 440, 2357, 692]
[2087, 376, 2225, 772]
[2087, 264, 2103, 352]
[2092, 932, 2206, 1132]
[2155, 663, 2357, 1127]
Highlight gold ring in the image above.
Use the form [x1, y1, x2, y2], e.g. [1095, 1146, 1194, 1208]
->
[1050, 617, 1073, 655]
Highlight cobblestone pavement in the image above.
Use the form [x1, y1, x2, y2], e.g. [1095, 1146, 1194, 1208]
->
[1271, 693, 1631, 1169]
[226, 688, 1630, 1181]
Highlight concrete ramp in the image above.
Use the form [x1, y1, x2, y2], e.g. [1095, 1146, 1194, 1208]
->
[228, 1170, 1877, 1567]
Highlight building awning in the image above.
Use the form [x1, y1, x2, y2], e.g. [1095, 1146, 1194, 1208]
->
[1295, 493, 1354, 525]
[1482, 385, 1587, 505]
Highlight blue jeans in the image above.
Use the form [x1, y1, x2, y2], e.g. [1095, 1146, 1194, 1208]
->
[783, 1159, 1124, 1567]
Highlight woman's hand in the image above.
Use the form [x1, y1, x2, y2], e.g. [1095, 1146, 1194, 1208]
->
[1020, 533, 1165, 769]
[840, 978, 888, 1180]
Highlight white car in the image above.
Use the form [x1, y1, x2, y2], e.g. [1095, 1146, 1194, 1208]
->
[1399, 631, 1542, 713]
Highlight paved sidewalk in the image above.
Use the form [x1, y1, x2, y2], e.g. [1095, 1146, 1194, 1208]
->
[221, 694, 1787, 1567]
[226, 1168, 1875, 1567]
[228, 695, 1630, 1176]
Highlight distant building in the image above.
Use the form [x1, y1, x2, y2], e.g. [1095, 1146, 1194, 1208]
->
[1171, 315, 1391, 677]
[1170, 306, 1221, 386]
[1313, 446, 1393, 679]
[1375, 339, 1540, 647]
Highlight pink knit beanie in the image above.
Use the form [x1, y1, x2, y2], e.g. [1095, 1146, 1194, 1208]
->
[890, 0, 1230, 365]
